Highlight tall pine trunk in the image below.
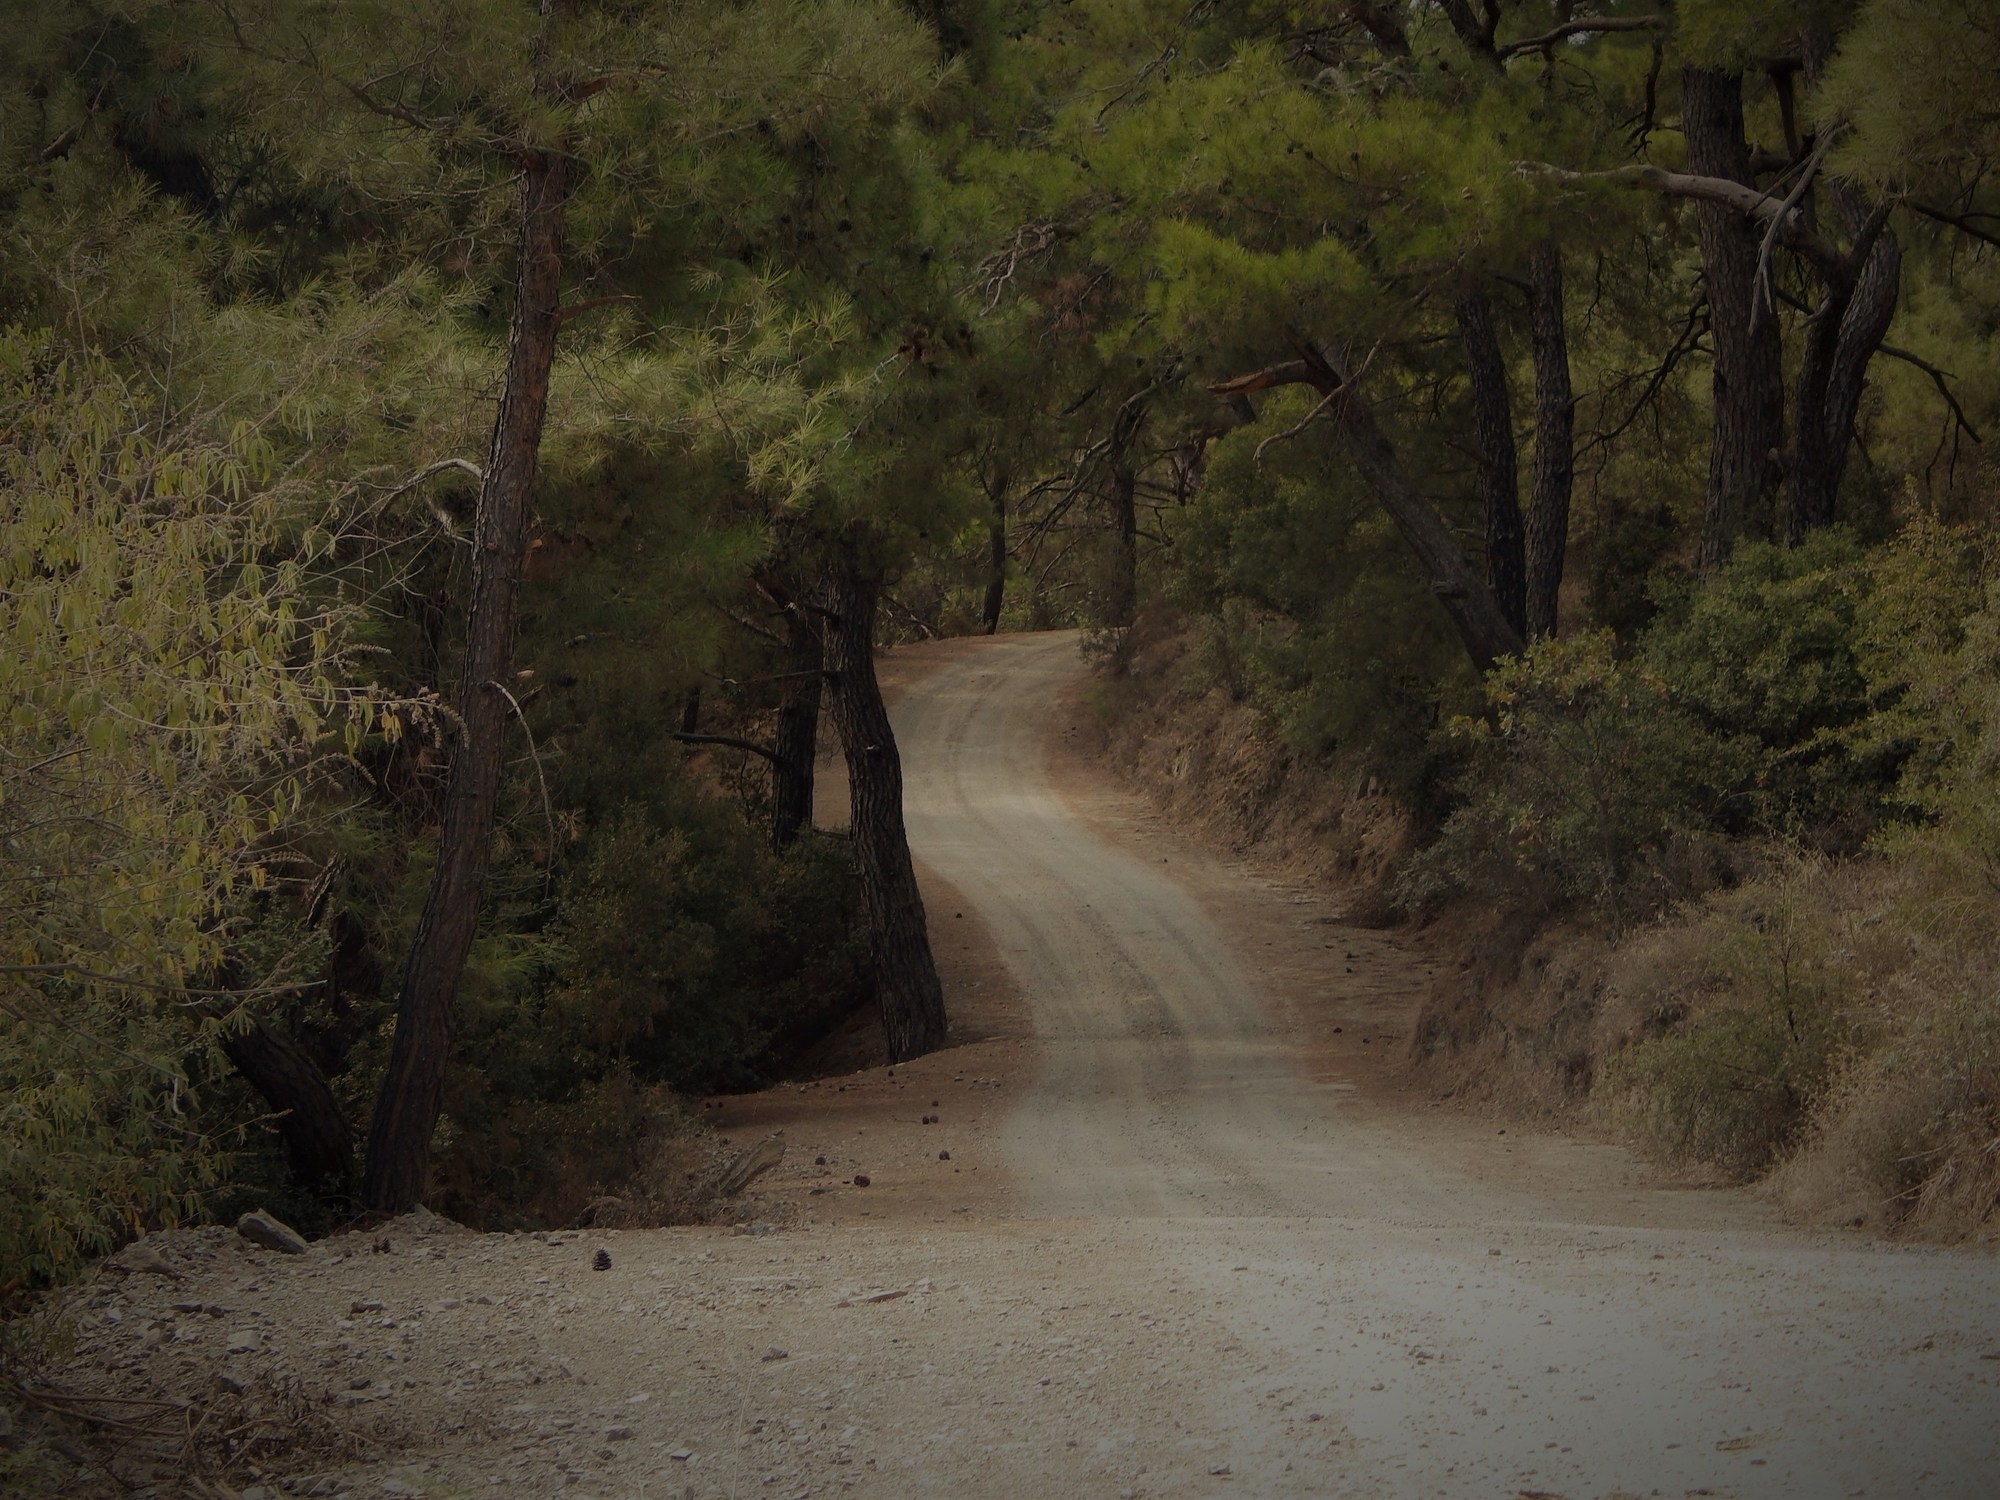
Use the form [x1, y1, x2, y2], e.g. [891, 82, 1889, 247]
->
[1523, 241, 1574, 640]
[824, 552, 948, 1061]
[1108, 462, 1138, 628]
[1683, 67, 1785, 570]
[1454, 279, 1527, 638]
[363, 151, 571, 1212]
[980, 481, 1007, 635]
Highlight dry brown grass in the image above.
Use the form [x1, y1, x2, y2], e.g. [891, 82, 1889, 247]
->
[1417, 851, 2000, 1241]
[1088, 614, 1413, 908]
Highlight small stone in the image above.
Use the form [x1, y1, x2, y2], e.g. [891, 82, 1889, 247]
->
[852, 1174, 871, 1187]
[761, 1348, 789, 1362]
[669, 1448, 694, 1461]
[236, 1209, 310, 1255]
[592, 1248, 612, 1271]
[939, 1151, 950, 1161]
[605, 1425, 633, 1441]
[1208, 1463, 1232, 1476]
[108, 1239, 178, 1278]
[814, 1155, 827, 1166]
[350, 1299, 385, 1314]
[227, 1329, 264, 1353]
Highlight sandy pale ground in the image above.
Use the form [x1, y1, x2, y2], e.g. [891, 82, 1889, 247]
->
[54, 632, 2000, 1499]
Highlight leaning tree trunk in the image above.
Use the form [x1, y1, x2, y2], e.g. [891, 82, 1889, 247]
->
[1683, 67, 1786, 570]
[363, 150, 571, 1212]
[1455, 278, 1527, 638]
[226, 1020, 355, 1192]
[770, 593, 824, 851]
[1523, 240, 1575, 640]
[824, 552, 948, 1061]
[1336, 393, 1526, 672]
[1787, 197, 1900, 543]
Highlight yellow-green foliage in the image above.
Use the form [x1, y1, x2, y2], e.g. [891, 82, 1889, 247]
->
[1397, 631, 1740, 925]
[1592, 522, 2000, 1226]
[0, 328, 355, 1286]
[1609, 861, 1859, 1178]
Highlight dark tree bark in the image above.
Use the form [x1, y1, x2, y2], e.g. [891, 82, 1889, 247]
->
[1787, 194, 1901, 542]
[1108, 460, 1138, 628]
[824, 552, 948, 1061]
[770, 593, 824, 851]
[1098, 390, 1150, 629]
[1340, 2, 1412, 58]
[1210, 345, 1525, 672]
[980, 478, 1007, 636]
[1437, 0, 1500, 64]
[363, 150, 571, 1212]
[226, 1020, 354, 1192]
[1523, 240, 1575, 640]
[1335, 390, 1528, 671]
[1682, 67, 1786, 569]
[1455, 279, 1527, 638]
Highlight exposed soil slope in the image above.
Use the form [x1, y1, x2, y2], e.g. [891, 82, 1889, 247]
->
[37, 631, 2000, 1500]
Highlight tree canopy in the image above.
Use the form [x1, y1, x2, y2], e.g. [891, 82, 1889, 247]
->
[5, 0, 2000, 1277]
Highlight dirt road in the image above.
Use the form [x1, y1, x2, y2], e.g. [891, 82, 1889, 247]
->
[55, 632, 2000, 1499]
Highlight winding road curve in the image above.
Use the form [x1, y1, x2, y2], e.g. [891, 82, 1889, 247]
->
[890, 631, 2000, 1497]
[69, 633, 1999, 1500]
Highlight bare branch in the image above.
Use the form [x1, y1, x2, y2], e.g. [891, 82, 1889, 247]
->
[369, 458, 485, 500]
[1752, 130, 1840, 325]
[1909, 200, 2000, 252]
[556, 293, 639, 327]
[1878, 344, 1985, 444]
[671, 732, 790, 769]
[1207, 359, 1332, 398]
[1498, 16, 1661, 62]
[1524, 161, 1845, 276]
[488, 680, 558, 877]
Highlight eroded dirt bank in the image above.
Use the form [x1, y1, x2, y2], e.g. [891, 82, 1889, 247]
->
[35, 631, 2000, 1499]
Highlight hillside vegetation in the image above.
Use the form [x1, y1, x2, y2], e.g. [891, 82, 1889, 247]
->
[4, 0, 1999, 1317]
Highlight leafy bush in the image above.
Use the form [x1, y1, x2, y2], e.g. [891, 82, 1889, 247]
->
[1608, 867, 1858, 1177]
[425, 785, 866, 1226]
[1397, 632, 1742, 925]
[0, 330, 359, 1288]
[1161, 421, 1467, 790]
[1638, 532, 1884, 844]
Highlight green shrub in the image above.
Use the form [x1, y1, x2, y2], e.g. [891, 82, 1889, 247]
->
[0, 330, 358, 1288]
[424, 789, 867, 1226]
[1603, 859, 1861, 1178]
[1638, 531, 1883, 843]
[1396, 632, 1742, 925]
[1161, 414, 1467, 789]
